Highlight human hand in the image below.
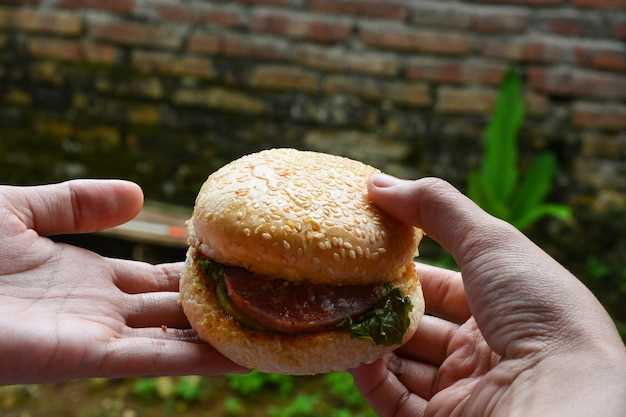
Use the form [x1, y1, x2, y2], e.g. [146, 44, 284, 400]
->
[352, 175, 626, 417]
[0, 180, 244, 384]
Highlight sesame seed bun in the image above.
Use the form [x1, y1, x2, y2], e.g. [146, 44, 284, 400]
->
[180, 248, 424, 375]
[190, 148, 422, 285]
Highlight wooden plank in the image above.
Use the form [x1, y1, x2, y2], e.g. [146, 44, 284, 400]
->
[99, 201, 191, 247]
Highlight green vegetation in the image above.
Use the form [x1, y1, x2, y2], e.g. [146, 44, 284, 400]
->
[342, 285, 413, 346]
[430, 68, 573, 271]
[268, 395, 318, 417]
[228, 371, 294, 397]
[468, 68, 572, 231]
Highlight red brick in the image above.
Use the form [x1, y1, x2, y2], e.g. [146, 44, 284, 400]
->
[475, 0, 563, 4]
[436, 87, 497, 114]
[248, 65, 319, 92]
[481, 35, 574, 63]
[233, 0, 292, 5]
[574, 0, 626, 10]
[296, 45, 398, 76]
[27, 38, 117, 63]
[533, 10, 604, 37]
[91, 21, 182, 49]
[384, 82, 430, 106]
[360, 24, 470, 55]
[311, 0, 408, 21]
[322, 75, 382, 99]
[576, 44, 626, 71]
[58, 0, 134, 14]
[529, 67, 626, 99]
[189, 32, 288, 61]
[613, 21, 626, 40]
[470, 9, 528, 33]
[573, 102, 626, 130]
[251, 9, 352, 44]
[13, 8, 82, 35]
[322, 76, 430, 106]
[410, 2, 528, 33]
[406, 57, 505, 85]
[174, 88, 266, 113]
[132, 51, 216, 79]
[157, 4, 245, 28]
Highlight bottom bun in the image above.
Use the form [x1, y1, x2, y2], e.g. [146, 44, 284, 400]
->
[179, 248, 425, 375]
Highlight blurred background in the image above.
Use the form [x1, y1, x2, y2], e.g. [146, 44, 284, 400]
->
[1, 0, 625, 415]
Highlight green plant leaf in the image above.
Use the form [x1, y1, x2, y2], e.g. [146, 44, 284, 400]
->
[480, 67, 524, 204]
[513, 203, 572, 231]
[511, 153, 557, 221]
[469, 172, 511, 220]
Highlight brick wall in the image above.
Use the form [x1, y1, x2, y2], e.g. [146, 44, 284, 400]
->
[1, 0, 625, 264]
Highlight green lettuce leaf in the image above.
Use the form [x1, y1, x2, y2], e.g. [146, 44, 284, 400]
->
[343, 285, 413, 346]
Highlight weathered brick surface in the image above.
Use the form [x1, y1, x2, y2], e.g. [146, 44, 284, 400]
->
[248, 65, 318, 91]
[529, 67, 626, 99]
[27, 38, 117, 63]
[573, 0, 626, 10]
[311, 0, 408, 21]
[12, 8, 82, 35]
[360, 23, 471, 55]
[410, 2, 528, 33]
[189, 32, 288, 60]
[91, 20, 183, 49]
[406, 58, 505, 85]
[296, 45, 398, 76]
[58, 0, 134, 14]
[156, 3, 245, 27]
[2, 0, 626, 258]
[573, 102, 626, 130]
[251, 9, 352, 43]
[132, 51, 216, 78]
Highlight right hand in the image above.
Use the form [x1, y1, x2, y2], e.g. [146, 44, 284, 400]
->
[351, 175, 626, 417]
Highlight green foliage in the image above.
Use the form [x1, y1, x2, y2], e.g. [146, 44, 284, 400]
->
[331, 409, 353, 417]
[468, 68, 572, 231]
[224, 396, 244, 417]
[175, 376, 203, 402]
[269, 394, 318, 417]
[344, 285, 413, 345]
[324, 373, 364, 408]
[132, 378, 158, 401]
[227, 371, 294, 397]
[586, 256, 612, 281]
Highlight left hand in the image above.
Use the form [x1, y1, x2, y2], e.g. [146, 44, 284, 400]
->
[0, 180, 244, 384]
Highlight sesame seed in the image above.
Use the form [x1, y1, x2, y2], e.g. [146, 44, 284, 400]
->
[262, 233, 272, 240]
[333, 252, 340, 261]
[349, 250, 356, 259]
[243, 228, 251, 237]
[283, 240, 291, 250]
[344, 241, 353, 249]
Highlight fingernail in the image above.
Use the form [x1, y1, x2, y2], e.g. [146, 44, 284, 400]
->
[371, 173, 402, 188]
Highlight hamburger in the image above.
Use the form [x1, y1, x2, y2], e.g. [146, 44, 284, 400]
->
[180, 148, 424, 375]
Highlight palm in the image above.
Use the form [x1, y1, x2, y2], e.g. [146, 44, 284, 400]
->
[426, 318, 502, 416]
[0, 180, 241, 384]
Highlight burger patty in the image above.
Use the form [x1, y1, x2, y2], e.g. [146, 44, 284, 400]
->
[222, 265, 387, 334]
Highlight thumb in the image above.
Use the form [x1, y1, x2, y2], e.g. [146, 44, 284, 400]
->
[368, 174, 509, 267]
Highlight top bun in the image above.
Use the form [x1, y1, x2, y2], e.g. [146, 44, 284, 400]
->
[190, 148, 421, 285]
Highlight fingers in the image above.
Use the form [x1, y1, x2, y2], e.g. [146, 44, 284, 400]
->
[368, 175, 512, 267]
[397, 315, 457, 366]
[98, 337, 247, 378]
[3, 180, 143, 236]
[415, 262, 470, 324]
[351, 358, 427, 417]
[108, 259, 182, 294]
[387, 354, 438, 400]
[124, 292, 190, 329]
